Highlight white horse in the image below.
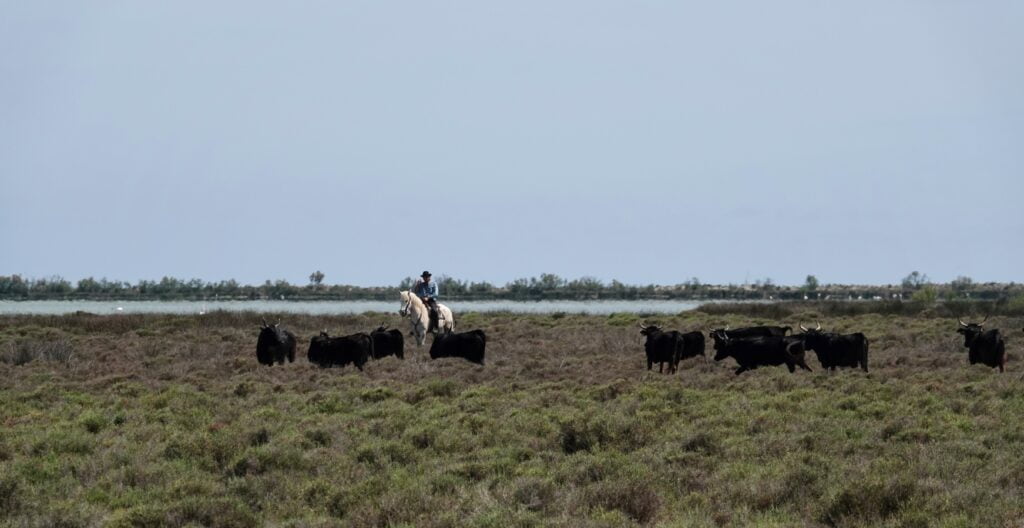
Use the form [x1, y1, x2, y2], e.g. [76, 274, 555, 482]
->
[399, 290, 454, 346]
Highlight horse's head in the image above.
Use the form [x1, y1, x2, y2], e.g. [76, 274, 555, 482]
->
[399, 291, 412, 316]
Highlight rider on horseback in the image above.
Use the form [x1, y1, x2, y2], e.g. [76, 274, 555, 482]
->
[412, 271, 440, 333]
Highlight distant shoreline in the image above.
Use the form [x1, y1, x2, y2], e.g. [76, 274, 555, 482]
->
[2, 274, 1020, 303]
[2, 298, 1021, 318]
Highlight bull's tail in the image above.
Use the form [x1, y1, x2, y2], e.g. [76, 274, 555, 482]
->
[998, 340, 1006, 373]
[861, 337, 870, 373]
[674, 339, 686, 372]
[786, 342, 812, 372]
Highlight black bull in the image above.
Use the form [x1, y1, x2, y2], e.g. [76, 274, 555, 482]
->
[429, 329, 486, 365]
[308, 331, 373, 370]
[710, 330, 811, 375]
[799, 330, 869, 372]
[957, 320, 1006, 372]
[370, 325, 405, 360]
[709, 325, 791, 339]
[639, 325, 707, 374]
[256, 321, 297, 366]
[640, 325, 686, 374]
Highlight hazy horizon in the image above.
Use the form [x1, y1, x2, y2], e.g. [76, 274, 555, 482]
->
[0, 272, 999, 288]
[3, 2, 1022, 287]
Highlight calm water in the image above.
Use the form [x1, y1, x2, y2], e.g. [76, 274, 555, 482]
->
[0, 299, 714, 316]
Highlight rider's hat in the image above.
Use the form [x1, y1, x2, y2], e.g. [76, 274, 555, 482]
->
[421, 270, 432, 278]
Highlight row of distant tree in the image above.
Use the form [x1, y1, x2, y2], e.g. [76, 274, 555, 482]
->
[0, 271, 1019, 302]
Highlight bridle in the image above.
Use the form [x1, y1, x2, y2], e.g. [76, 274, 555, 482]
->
[399, 293, 412, 317]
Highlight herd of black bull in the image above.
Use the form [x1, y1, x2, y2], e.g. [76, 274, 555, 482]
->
[255, 317, 1010, 375]
[255, 320, 487, 368]
[640, 323, 867, 375]
[641, 317, 1009, 375]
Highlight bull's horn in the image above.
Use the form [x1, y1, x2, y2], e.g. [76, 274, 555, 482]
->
[725, 325, 730, 331]
[980, 315, 989, 326]
[261, 318, 268, 327]
[639, 322, 646, 329]
[815, 321, 821, 331]
[799, 324, 808, 332]
[958, 317, 968, 327]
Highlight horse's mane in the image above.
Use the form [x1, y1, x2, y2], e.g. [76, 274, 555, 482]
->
[402, 290, 425, 309]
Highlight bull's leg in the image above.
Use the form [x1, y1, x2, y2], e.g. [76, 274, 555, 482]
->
[786, 361, 796, 373]
[798, 359, 812, 372]
[647, 360, 653, 371]
[659, 362, 664, 373]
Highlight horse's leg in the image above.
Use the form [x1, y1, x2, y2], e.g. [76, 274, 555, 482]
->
[416, 319, 428, 346]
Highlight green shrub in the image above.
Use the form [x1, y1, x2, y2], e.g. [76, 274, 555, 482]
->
[80, 412, 108, 434]
[108, 498, 257, 528]
[1006, 294, 1024, 315]
[823, 474, 919, 524]
[584, 479, 661, 524]
[560, 418, 608, 454]
[425, 379, 460, 398]
[248, 428, 270, 447]
[0, 472, 21, 514]
[360, 387, 397, 402]
[512, 477, 556, 512]
[303, 429, 332, 448]
[911, 286, 938, 305]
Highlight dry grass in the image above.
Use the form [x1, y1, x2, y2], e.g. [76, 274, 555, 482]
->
[1, 309, 1024, 527]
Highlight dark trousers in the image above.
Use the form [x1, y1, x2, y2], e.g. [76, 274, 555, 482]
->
[424, 298, 439, 331]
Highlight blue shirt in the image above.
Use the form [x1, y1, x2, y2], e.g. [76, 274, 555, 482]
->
[413, 280, 438, 301]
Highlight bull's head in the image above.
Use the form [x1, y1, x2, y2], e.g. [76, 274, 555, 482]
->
[956, 316, 987, 347]
[709, 328, 731, 359]
[711, 332, 731, 361]
[258, 318, 282, 338]
[797, 322, 827, 350]
[638, 322, 662, 336]
[798, 322, 822, 334]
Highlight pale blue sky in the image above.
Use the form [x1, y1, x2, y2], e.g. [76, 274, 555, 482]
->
[2, 2, 1022, 286]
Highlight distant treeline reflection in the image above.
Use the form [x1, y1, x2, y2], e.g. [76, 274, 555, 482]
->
[1, 273, 1021, 305]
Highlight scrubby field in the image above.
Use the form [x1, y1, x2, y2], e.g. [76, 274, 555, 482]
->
[1, 310, 1023, 527]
